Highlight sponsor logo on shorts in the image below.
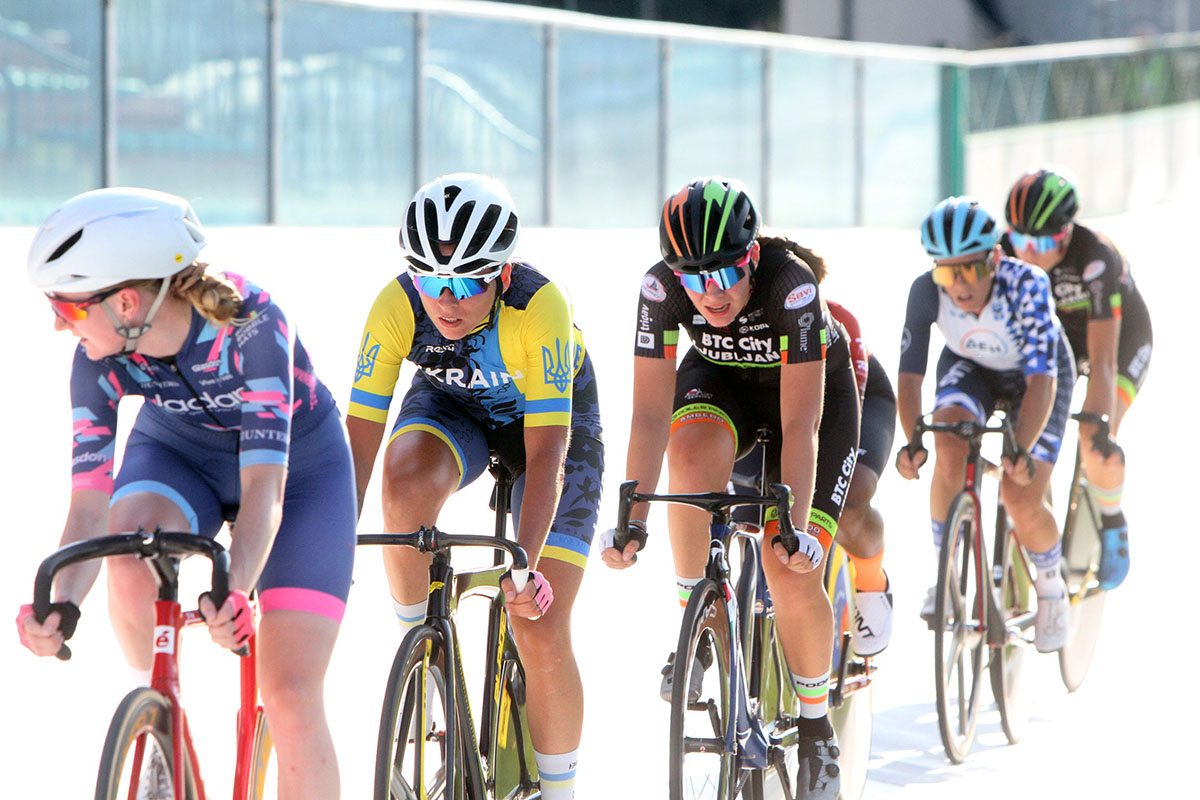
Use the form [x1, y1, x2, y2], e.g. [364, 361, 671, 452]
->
[641, 275, 667, 303]
[785, 284, 816, 310]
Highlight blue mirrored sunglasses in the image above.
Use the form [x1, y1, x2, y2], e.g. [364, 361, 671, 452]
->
[412, 274, 493, 300]
[1009, 229, 1068, 254]
[676, 261, 750, 293]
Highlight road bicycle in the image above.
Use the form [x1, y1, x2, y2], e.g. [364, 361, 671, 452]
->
[910, 412, 1035, 764]
[31, 528, 271, 800]
[613, 469, 875, 799]
[1056, 411, 1113, 692]
[358, 460, 540, 800]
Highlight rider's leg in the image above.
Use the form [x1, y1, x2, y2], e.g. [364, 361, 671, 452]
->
[107, 492, 193, 679]
[761, 544, 834, 719]
[665, 417, 736, 601]
[930, 405, 975, 551]
[838, 464, 885, 585]
[257, 610, 341, 800]
[379, 430, 459, 612]
[510, 559, 584, 799]
[1001, 460, 1069, 652]
[1082, 389, 1134, 588]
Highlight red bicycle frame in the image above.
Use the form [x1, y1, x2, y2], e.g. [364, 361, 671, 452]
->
[124, 597, 263, 800]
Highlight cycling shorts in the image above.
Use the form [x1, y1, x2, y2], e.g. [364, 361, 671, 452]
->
[389, 353, 604, 570]
[112, 404, 356, 621]
[674, 348, 860, 534]
[857, 354, 897, 477]
[933, 339, 1076, 465]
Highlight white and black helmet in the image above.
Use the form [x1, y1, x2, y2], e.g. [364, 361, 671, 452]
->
[28, 187, 206, 293]
[400, 173, 519, 280]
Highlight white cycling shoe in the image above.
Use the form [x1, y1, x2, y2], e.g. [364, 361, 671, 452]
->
[1034, 591, 1070, 653]
[852, 580, 893, 657]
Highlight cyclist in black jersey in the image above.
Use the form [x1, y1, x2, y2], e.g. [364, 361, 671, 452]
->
[1002, 166, 1152, 590]
[600, 176, 854, 799]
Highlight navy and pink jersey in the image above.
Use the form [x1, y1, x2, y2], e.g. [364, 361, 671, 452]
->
[68, 273, 332, 494]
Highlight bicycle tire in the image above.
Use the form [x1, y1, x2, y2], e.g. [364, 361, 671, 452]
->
[374, 625, 461, 800]
[489, 657, 538, 800]
[989, 506, 1031, 745]
[669, 579, 736, 800]
[1058, 469, 1107, 692]
[933, 492, 988, 764]
[245, 709, 272, 800]
[95, 687, 198, 800]
[831, 566, 874, 800]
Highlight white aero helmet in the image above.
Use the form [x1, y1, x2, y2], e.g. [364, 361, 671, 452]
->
[28, 187, 206, 294]
[400, 173, 519, 280]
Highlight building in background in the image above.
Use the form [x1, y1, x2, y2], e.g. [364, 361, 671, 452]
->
[500, 0, 1198, 46]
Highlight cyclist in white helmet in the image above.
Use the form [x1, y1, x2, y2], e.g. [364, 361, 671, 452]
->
[17, 187, 356, 799]
[347, 173, 603, 800]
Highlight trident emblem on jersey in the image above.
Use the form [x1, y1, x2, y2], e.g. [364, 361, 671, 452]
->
[542, 338, 573, 393]
[356, 333, 381, 382]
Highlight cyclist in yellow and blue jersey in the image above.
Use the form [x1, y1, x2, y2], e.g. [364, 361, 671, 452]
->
[346, 173, 602, 800]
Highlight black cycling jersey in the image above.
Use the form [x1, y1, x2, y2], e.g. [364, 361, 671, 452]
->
[1001, 223, 1152, 376]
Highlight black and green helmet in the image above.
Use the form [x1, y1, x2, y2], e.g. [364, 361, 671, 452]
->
[659, 176, 760, 273]
[1005, 166, 1079, 235]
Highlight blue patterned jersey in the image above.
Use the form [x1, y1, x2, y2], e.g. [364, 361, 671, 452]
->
[68, 273, 333, 493]
[900, 256, 1061, 377]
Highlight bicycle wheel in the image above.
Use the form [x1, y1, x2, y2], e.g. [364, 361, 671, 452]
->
[828, 547, 872, 800]
[1058, 472, 1107, 692]
[933, 493, 988, 764]
[488, 657, 538, 799]
[95, 687, 197, 800]
[245, 710, 272, 800]
[989, 507, 1031, 745]
[375, 625, 460, 800]
[670, 579, 736, 800]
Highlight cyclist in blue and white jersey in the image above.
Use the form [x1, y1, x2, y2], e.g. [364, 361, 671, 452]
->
[895, 197, 1076, 653]
[16, 188, 354, 799]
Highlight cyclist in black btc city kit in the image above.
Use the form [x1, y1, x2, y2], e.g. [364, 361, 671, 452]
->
[1002, 166, 1152, 591]
[601, 175, 871, 799]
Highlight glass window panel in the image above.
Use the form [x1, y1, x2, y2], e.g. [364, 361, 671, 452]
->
[115, 0, 267, 224]
[769, 50, 856, 227]
[667, 40, 761, 200]
[861, 58, 940, 228]
[424, 15, 544, 224]
[0, 0, 101, 223]
[280, 1, 414, 225]
[555, 29, 658, 227]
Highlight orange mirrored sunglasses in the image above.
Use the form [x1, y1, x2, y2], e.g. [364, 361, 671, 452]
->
[46, 286, 122, 321]
[930, 256, 994, 288]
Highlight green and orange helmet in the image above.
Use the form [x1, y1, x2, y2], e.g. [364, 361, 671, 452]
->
[1005, 166, 1079, 236]
[659, 176, 760, 274]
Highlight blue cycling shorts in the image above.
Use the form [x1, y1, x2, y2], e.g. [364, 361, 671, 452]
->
[112, 404, 356, 621]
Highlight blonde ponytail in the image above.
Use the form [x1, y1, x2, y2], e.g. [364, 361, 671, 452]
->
[123, 263, 245, 327]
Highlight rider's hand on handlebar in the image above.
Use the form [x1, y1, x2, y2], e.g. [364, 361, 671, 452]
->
[598, 523, 644, 570]
[770, 527, 824, 574]
[502, 569, 554, 620]
[198, 590, 255, 651]
[16, 601, 80, 658]
[1002, 449, 1036, 486]
[895, 441, 928, 480]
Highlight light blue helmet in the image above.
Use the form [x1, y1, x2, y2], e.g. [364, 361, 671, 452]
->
[920, 196, 999, 259]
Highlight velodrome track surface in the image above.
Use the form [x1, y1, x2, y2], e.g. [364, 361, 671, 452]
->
[3, 201, 1191, 797]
